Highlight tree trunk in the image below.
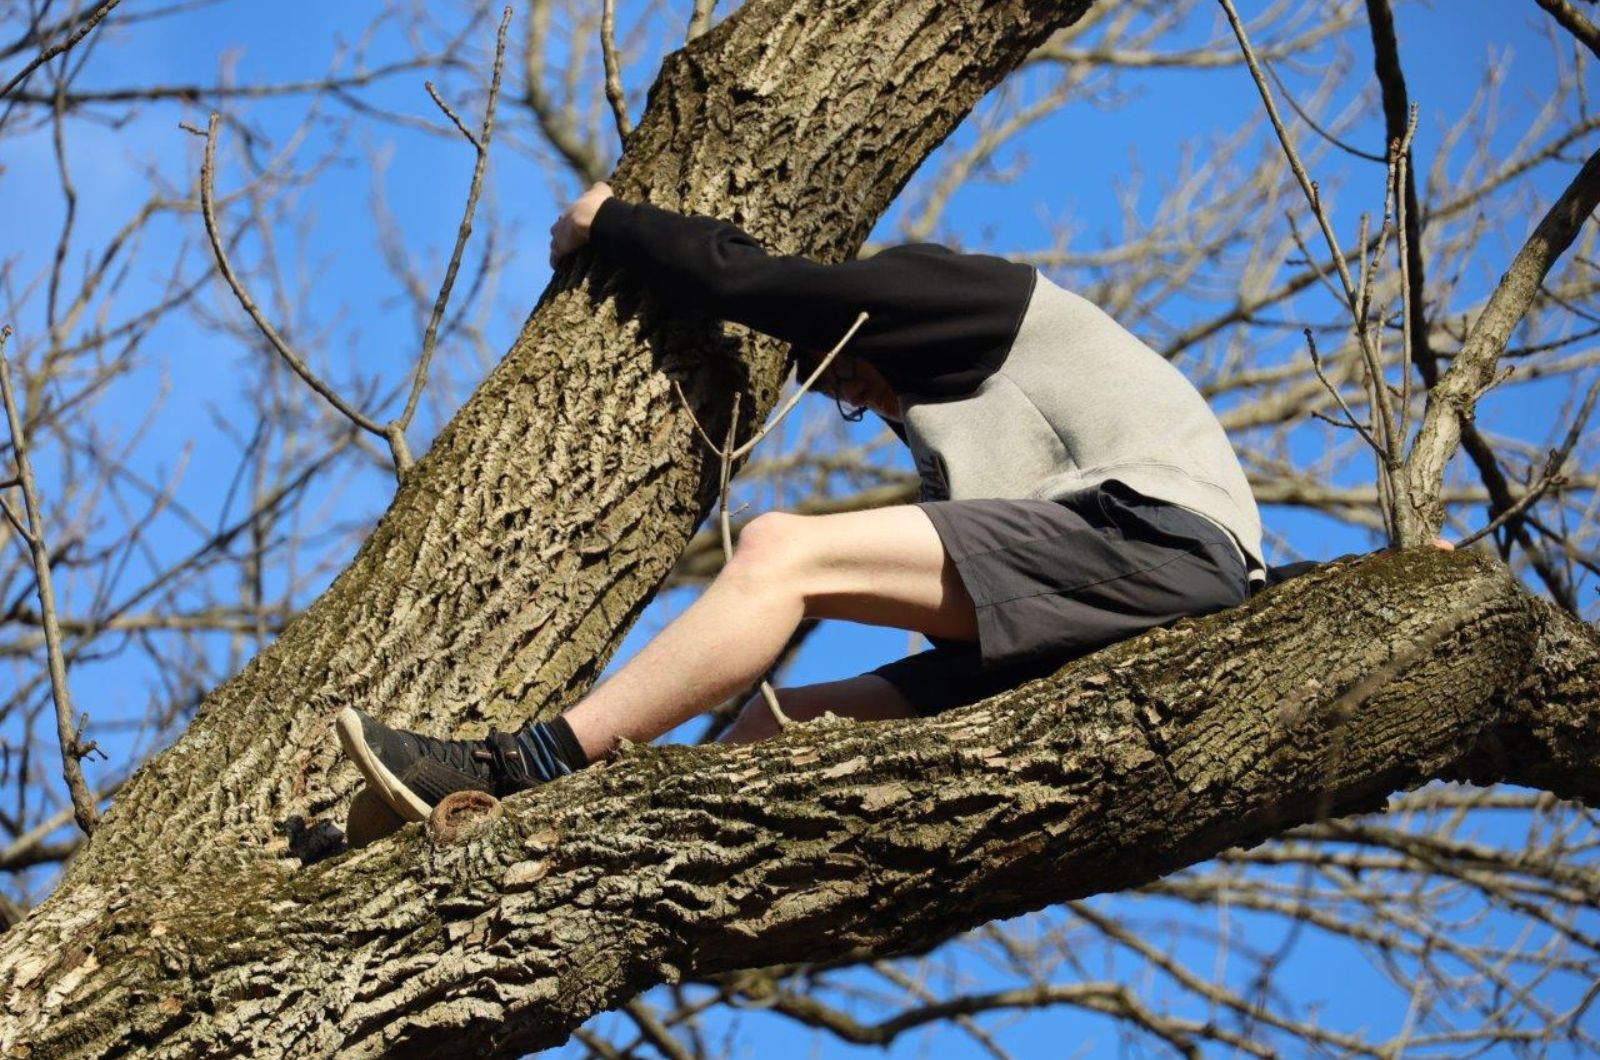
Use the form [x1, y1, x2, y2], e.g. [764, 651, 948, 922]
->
[1, 0, 1596, 1055]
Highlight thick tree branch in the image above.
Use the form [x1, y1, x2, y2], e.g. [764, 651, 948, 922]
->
[0, 10, 1102, 1042]
[1, 550, 1588, 1056]
[5, 2, 1597, 1056]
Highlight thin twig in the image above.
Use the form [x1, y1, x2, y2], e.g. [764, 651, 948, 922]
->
[1221, 0, 1417, 540]
[197, 113, 385, 438]
[732, 311, 869, 459]
[669, 310, 870, 460]
[722, 398, 789, 729]
[1216, 0, 1360, 309]
[1310, 409, 1367, 432]
[670, 378, 723, 453]
[669, 312, 872, 729]
[389, 6, 513, 475]
[1304, 328, 1382, 454]
[0, 0, 123, 101]
[717, 394, 741, 561]
[1456, 375, 1600, 548]
[1396, 107, 1418, 453]
[600, 0, 631, 142]
[1263, 56, 1384, 163]
[193, 12, 512, 477]
[423, 82, 478, 147]
[1354, 211, 1375, 326]
[1456, 474, 1568, 551]
[1283, 212, 1345, 305]
[0, 326, 100, 835]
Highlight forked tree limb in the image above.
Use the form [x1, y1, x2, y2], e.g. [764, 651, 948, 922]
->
[3, 1, 1596, 1055]
[1370, 0, 1582, 606]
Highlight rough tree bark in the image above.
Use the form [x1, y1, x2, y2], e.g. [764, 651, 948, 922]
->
[0, 0, 1595, 1056]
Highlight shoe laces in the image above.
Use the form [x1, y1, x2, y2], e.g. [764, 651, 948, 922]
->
[411, 730, 496, 780]
[484, 729, 534, 793]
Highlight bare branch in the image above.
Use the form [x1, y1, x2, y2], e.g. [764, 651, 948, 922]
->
[197, 113, 387, 440]
[524, 0, 609, 184]
[1305, 328, 1383, 453]
[600, 0, 631, 142]
[732, 311, 868, 459]
[389, 7, 514, 474]
[1535, 0, 1600, 62]
[1456, 375, 1600, 547]
[0, 326, 98, 835]
[1218, 0, 1410, 542]
[0, 0, 123, 101]
[1265, 55, 1384, 163]
[1404, 145, 1600, 541]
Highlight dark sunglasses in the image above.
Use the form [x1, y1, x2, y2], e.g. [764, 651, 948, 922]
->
[818, 354, 867, 422]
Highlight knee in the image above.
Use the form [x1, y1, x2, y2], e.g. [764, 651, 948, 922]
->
[729, 512, 809, 582]
[720, 690, 788, 744]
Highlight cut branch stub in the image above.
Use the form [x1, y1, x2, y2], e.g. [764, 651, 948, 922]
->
[429, 790, 503, 846]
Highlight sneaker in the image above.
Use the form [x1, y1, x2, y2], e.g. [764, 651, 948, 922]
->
[336, 707, 539, 822]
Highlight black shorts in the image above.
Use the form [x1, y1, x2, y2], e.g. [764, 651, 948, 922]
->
[867, 479, 1249, 716]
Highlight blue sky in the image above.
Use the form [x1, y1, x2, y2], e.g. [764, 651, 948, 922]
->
[2, 0, 1596, 1054]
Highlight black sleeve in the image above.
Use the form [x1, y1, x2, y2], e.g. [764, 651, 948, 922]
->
[589, 198, 1035, 394]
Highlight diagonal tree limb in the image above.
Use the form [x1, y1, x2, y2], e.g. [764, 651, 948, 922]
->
[5, 1, 1598, 1055]
[0, 327, 101, 836]
[1403, 145, 1600, 541]
[0, 0, 123, 101]
[1534, 0, 1600, 62]
[0, 0, 1099, 947]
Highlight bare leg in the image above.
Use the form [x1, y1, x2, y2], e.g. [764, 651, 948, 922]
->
[718, 673, 918, 744]
[561, 506, 975, 761]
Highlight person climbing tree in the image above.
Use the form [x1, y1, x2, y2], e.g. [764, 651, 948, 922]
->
[336, 180, 1266, 821]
